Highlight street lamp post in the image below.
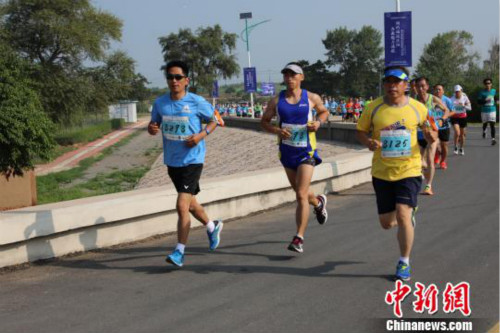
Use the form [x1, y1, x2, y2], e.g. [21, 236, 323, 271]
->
[239, 12, 254, 118]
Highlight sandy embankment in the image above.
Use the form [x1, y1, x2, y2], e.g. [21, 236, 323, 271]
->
[136, 126, 361, 189]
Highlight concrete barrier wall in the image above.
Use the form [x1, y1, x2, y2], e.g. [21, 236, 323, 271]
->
[0, 151, 372, 268]
[222, 117, 359, 145]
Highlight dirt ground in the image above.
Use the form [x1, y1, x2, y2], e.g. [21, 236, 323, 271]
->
[135, 126, 362, 189]
[67, 128, 163, 185]
[64, 124, 361, 188]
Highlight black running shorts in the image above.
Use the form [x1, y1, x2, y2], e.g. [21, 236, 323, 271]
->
[372, 176, 422, 215]
[450, 118, 467, 128]
[438, 128, 450, 142]
[167, 164, 203, 195]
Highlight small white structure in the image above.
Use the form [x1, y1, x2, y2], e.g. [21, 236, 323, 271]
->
[108, 100, 138, 123]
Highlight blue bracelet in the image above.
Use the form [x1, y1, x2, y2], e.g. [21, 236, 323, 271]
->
[205, 128, 210, 135]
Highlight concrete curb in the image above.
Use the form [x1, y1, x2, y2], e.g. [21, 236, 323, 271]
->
[0, 150, 372, 268]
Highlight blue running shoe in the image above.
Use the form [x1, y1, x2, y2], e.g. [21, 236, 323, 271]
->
[166, 249, 184, 267]
[395, 261, 411, 281]
[207, 220, 223, 251]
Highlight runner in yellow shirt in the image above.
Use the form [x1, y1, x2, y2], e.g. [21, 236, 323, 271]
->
[356, 66, 434, 281]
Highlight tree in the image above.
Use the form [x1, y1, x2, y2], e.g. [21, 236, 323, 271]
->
[323, 26, 383, 97]
[159, 25, 240, 93]
[483, 37, 499, 87]
[295, 60, 339, 97]
[0, 0, 123, 124]
[415, 31, 479, 90]
[2, 0, 122, 66]
[0, 43, 54, 178]
[85, 51, 150, 117]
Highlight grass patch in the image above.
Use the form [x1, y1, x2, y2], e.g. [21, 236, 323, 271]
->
[37, 167, 150, 204]
[36, 129, 146, 204]
[53, 120, 125, 146]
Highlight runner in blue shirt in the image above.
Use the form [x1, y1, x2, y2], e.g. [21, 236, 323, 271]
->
[148, 60, 223, 267]
[330, 99, 338, 116]
[477, 78, 498, 145]
[433, 84, 455, 169]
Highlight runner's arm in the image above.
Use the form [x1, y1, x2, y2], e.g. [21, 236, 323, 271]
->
[307, 92, 329, 132]
[355, 130, 381, 151]
[464, 96, 472, 111]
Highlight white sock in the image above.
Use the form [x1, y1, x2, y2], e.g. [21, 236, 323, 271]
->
[399, 257, 410, 265]
[206, 220, 215, 233]
[295, 234, 304, 240]
[175, 243, 185, 254]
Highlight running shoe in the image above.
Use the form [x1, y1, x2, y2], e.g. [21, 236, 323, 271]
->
[207, 220, 223, 251]
[166, 249, 184, 267]
[492, 139, 497, 146]
[439, 161, 448, 170]
[411, 206, 418, 228]
[314, 194, 328, 225]
[395, 261, 411, 281]
[453, 146, 459, 155]
[459, 148, 465, 156]
[287, 236, 304, 253]
[422, 185, 434, 195]
[434, 151, 440, 165]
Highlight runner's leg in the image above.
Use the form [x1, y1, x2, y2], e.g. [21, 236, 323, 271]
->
[453, 123, 460, 148]
[189, 196, 209, 225]
[176, 193, 193, 244]
[285, 165, 314, 237]
[396, 203, 414, 258]
[424, 140, 438, 187]
[460, 127, 466, 148]
[379, 211, 398, 229]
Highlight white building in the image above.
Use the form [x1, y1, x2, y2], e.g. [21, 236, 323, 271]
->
[108, 101, 138, 123]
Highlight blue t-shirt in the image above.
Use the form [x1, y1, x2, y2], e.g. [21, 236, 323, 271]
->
[330, 101, 338, 112]
[436, 95, 453, 129]
[151, 92, 214, 167]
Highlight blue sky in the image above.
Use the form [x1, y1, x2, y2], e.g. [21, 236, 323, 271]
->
[92, 0, 499, 88]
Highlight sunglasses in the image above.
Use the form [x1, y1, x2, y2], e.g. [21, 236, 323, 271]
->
[485, 82, 492, 85]
[167, 74, 186, 81]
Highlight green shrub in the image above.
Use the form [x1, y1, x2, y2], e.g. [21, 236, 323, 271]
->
[0, 45, 55, 178]
[111, 118, 125, 129]
[54, 120, 113, 145]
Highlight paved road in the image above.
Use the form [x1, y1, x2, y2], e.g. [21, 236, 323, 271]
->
[1, 127, 498, 333]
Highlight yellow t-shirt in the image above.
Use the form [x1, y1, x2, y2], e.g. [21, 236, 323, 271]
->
[356, 96, 428, 181]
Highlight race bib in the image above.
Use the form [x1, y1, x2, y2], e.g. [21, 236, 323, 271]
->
[454, 105, 466, 114]
[162, 115, 190, 141]
[380, 129, 411, 158]
[281, 123, 308, 147]
[485, 97, 494, 106]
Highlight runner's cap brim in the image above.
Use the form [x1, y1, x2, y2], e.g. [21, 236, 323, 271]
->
[281, 64, 303, 75]
[383, 69, 409, 81]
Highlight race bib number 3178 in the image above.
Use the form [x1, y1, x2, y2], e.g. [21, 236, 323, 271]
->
[162, 115, 190, 141]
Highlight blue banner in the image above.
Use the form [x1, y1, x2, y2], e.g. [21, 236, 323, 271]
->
[212, 80, 219, 98]
[260, 82, 275, 96]
[244, 67, 257, 93]
[384, 11, 412, 67]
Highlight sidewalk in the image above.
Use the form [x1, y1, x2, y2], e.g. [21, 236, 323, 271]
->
[35, 119, 149, 176]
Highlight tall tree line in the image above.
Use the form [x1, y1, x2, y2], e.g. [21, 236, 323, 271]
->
[0, 0, 150, 126]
